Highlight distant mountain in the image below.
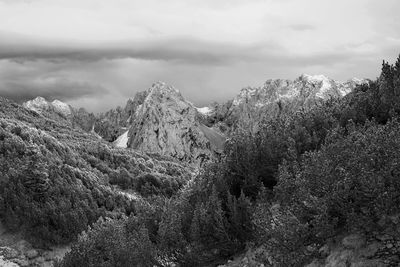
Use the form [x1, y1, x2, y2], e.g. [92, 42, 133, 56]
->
[22, 97, 124, 141]
[23, 96, 73, 117]
[203, 74, 367, 132]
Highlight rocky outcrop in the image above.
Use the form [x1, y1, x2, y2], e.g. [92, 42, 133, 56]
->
[126, 82, 225, 164]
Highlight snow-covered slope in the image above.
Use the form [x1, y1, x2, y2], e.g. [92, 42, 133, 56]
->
[114, 130, 129, 148]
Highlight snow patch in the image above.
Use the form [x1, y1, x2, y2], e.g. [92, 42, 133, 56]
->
[114, 130, 129, 148]
[196, 106, 212, 115]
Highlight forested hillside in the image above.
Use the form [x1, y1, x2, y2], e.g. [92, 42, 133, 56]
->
[0, 97, 191, 249]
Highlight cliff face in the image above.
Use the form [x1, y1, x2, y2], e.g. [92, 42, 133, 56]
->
[126, 82, 225, 164]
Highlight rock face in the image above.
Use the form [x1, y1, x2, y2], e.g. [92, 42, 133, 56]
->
[126, 82, 225, 164]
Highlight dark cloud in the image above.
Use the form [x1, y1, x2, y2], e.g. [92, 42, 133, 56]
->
[0, 36, 281, 66]
[0, 60, 108, 103]
[0, 33, 357, 72]
[0, 80, 107, 103]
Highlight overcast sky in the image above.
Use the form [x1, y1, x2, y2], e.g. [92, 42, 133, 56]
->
[0, 0, 399, 112]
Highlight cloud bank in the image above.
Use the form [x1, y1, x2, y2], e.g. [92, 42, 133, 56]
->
[0, 0, 399, 111]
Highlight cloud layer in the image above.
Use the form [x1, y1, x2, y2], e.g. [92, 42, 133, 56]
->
[0, 0, 399, 112]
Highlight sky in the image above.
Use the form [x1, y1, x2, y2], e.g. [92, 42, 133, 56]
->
[0, 0, 399, 112]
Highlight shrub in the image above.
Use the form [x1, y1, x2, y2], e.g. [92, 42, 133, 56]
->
[58, 216, 160, 267]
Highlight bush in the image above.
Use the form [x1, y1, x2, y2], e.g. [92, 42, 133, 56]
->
[58, 216, 160, 267]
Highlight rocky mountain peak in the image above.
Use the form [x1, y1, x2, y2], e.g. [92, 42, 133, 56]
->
[23, 97, 72, 117]
[124, 82, 225, 164]
[144, 81, 185, 104]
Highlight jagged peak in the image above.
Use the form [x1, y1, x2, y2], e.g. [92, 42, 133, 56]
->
[137, 81, 186, 106]
[147, 81, 181, 95]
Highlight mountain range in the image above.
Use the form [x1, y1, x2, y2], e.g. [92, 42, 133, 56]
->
[22, 74, 366, 164]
